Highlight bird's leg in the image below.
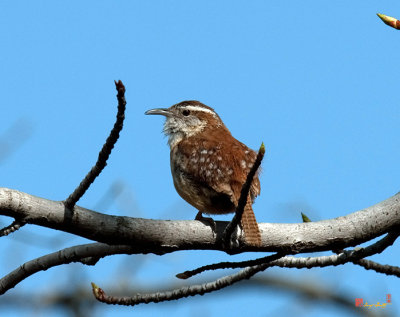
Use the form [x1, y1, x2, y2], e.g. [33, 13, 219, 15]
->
[195, 211, 216, 232]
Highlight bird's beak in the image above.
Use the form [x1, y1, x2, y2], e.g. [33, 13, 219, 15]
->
[145, 108, 172, 117]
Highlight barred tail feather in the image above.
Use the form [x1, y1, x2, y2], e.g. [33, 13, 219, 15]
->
[241, 200, 261, 246]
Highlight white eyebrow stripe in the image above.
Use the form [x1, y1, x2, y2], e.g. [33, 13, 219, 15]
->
[183, 105, 216, 115]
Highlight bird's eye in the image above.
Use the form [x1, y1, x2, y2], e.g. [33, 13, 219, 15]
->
[182, 109, 190, 116]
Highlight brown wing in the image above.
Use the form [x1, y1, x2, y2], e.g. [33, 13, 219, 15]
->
[174, 131, 262, 245]
[176, 132, 261, 207]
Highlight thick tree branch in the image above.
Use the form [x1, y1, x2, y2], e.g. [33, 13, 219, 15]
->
[1, 188, 400, 254]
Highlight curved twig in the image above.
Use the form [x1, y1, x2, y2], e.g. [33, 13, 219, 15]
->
[222, 142, 265, 246]
[176, 229, 400, 279]
[91, 231, 399, 307]
[354, 258, 400, 278]
[91, 253, 284, 306]
[176, 252, 287, 280]
[305, 211, 400, 279]
[64, 80, 126, 210]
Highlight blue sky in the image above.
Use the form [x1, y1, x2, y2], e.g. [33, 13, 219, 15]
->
[1, 1, 399, 316]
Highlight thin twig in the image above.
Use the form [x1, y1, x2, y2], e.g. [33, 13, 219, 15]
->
[346, 230, 400, 276]
[177, 229, 400, 279]
[2, 277, 375, 317]
[222, 142, 265, 246]
[90, 231, 399, 307]
[305, 212, 400, 278]
[64, 80, 126, 210]
[354, 258, 400, 278]
[176, 252, 288, 279]
[0, 219, 26, 237]
[91, 252, 285, 306]
[91, 230, 400, 307]
[333, 247, 400, 278]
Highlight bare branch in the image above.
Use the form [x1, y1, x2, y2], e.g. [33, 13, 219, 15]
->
[91, 253, 285, 306]
[331, 247, 400, 278]
[176, 252, 287, 280]
[0, 219, 26, 237]
[1, 188, 400, 254]
[0, 243, 143, 295]
[91, 230, 400, 307]
[2, 276, 377, 317]
[2, 229, 397, 301]
[304, 210, 400, 278]
[223, 142, 265, 247]
[343, 232, 400, 277]
[64, 80, 126, 210]
[176, 229, 400, 279]
[354, 258, 400, 278]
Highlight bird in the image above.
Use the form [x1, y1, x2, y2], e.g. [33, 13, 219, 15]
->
[145, 100, 262, 246]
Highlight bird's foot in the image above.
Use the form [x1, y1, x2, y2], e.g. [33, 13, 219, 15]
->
[195, 211, 217, 233]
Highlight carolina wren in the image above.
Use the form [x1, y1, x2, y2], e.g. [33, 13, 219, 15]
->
[145, 101, 262, 246]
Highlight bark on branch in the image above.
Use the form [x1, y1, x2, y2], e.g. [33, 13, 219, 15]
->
[1, 187, 399, 254]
